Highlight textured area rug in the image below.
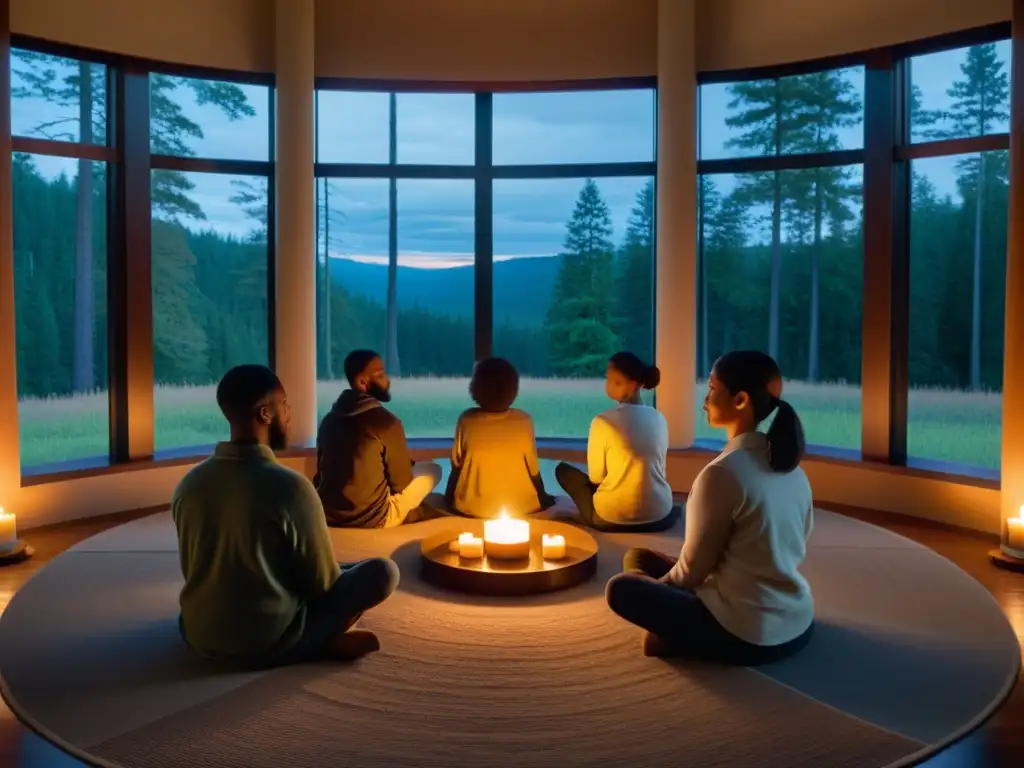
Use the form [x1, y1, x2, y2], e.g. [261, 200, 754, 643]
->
[0, 505, 1019, 768]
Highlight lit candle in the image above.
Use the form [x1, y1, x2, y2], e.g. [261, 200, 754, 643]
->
[1006, 511, 1024, 552]
[541, 533, 566, 560]
[0, 508, 16, 553]
[457, 533, 484, 559]
[483, 511, 531, 560]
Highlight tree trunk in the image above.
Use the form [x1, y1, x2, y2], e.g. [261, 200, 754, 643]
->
[769, 171, 782, 360]
[970, 152, 985, 390]
[73, 62, 94, 393]
[385, 92, 401, 374]
[768, 78, 783, 361]
[322, 180, 333, 379]
[699, 190, 708, 374]
[808, 169, 822, 382]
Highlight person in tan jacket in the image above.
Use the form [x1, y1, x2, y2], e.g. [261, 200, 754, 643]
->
[444, 357, 555, 518]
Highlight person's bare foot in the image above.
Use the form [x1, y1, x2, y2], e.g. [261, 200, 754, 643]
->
[642, 631, 673, 658]
[324, 629, 381, 662]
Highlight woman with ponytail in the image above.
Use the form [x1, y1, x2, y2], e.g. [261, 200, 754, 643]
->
[606, 350, 815, 665]
[554, 351, 678, 532]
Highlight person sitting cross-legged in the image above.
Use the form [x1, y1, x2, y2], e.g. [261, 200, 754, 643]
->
[173, 364, 399, 668]
[605, 351, 815, 665]
[444, 356, 556, 518]
[555, 351, 678, 532]
[315, 349, 445, 528]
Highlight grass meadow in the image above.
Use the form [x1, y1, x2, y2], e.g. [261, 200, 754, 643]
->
[15, 377, 1002, 472]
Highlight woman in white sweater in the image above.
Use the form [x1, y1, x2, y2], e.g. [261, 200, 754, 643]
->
[605, 350, 815, 665]
[554, 351, 678, 532]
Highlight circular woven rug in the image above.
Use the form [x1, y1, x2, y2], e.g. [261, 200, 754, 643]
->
[0, 506, 1018, 768]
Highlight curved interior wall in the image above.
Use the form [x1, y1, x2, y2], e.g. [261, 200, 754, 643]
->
[695, 0, 1011, 72]
[10, 0, 275, 72]
[0, 0, 1006, 537]
[14, 0, 1010, 80]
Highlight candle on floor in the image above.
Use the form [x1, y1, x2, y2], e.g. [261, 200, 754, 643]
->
[457, 533, 484, 559]
[483, 511, 531, 560]
[541, 533, 566, 560]
[0, 508, 16, 553]
[1006, 512, 1024, 552]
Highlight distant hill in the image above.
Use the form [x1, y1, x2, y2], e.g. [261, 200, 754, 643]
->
[328, 255, 560, 329]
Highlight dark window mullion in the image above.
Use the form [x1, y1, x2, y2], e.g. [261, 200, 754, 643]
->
[475, 92, 494, 362]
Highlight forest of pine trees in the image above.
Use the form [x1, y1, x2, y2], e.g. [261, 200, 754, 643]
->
[9, 44, 1011, 402]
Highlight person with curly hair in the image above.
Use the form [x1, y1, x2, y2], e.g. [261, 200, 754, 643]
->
[444, 357, 555, 518]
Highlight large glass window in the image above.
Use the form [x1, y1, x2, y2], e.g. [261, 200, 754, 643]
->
[908, 152, 1007, 471]
[13, 155, 109, 469]
[10, 51, 107, 144]
[493, 176, 655, 437]
[150, 76, 272, 453]
[315, 176, 475, 435]
[697, 168, 864, 450]
[904, 42, 1010, 473]
[152, 172, 269, 452]
[698, 67, 865, 453]
[150, 74, 269, 160]
[699, 68, 865, 160]
[493, 89, 655, 165]
[909, 41, 1011, 143]
[11, 50, 111, 471]
[316, 86, 656, 441]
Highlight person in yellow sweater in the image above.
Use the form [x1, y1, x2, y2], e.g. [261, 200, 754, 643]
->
[172, 364, 399, 668]
[555, 351, 680, 532]
[444, 357, 556, 518]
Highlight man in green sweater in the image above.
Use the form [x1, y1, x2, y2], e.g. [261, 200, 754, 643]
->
[172, 364, 400, 667]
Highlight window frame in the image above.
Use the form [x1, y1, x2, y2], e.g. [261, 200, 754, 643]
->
[9, 34, 277, 479]
[696, 21, 1011, 480]
[313, 77, 658, 383]
[4, 20, 1013, 483]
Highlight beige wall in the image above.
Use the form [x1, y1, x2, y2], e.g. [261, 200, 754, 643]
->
[12, 0, 1011, 80]
[11, 0, 274, 72]
[696, 0, 1011, 72]
[314, 0, 658, 82]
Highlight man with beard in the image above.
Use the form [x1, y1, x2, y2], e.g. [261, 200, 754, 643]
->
[172, 364, 400, 667]
[315, 349, 444, 527]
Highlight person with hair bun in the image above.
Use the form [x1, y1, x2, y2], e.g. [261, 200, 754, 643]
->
[554, 351, 677, 532]
[606, 350, 815, 665]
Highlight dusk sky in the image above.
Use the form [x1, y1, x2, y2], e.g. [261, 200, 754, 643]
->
[10, 40, 1011, 268]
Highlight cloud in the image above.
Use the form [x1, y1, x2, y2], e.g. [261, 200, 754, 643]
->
[12, 42, 1006, 260]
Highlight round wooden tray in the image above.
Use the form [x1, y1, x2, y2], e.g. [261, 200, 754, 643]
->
[0, 541, 34, 567]
[420, 519, 599, 596]
[989, 548, 1024, 573]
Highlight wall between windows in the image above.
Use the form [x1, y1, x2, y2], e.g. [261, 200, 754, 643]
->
[313, 0, 658, 81]
[696, 0, 1011, 72]
[10, 0, 275, 71]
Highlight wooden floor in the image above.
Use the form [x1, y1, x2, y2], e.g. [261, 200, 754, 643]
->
[0, 506, 1020, 767]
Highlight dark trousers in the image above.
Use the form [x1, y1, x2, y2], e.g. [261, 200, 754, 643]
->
[605, 548, 813, 666]
[272, 556, 400, 666]
[554, 462, 680, 533]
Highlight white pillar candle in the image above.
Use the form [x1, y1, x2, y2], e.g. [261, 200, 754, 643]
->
[0, 507, 16, 553]
[542, 534, 566, 560]
[457, 533, 484, 559]
[483, 512, 531, 559]
[1006, 516, 1024, 552]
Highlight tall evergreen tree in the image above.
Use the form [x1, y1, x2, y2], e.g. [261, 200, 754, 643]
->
[616, 179, 655, 361]
[544, 179, 619, 376]
[724, 77, 806, 359]
[785, 70, 861, 380]
[922, 43, 1009, 390]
